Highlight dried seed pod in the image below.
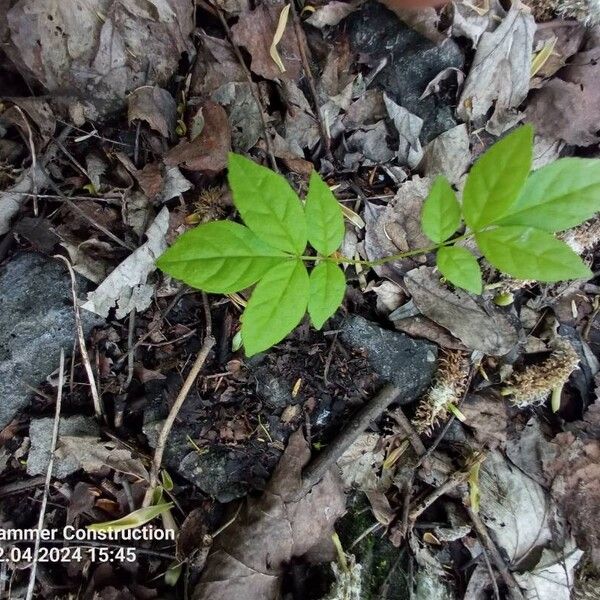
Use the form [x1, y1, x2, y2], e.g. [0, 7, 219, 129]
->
[526, 0, 600, 23]
[503, 337, 579, 407]
[413, 350, 470, 434]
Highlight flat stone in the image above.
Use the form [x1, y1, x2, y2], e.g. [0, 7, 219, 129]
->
[27, 416, 100, 478]
[0, 252, 102, 428]
[346, 1, 464, 142]
[339, 315, 437, 403]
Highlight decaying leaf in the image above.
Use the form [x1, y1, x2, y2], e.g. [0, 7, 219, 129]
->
[384, 93, 424, 168]
[404, 267, 519, 356]
[479, 451, 553, 564]
[165, 102, 231, 173]
[127, 86, 177, 139]
[231, 1, 302, 81]
[0, 165, 49, 235]
[337, 432, 389, 491]
[419, 124, 471, 186]
[514, 543, 583, 600]
[363, 177, 432, 278]
[4, 0, 194, 115]
[544, 422, 600, 566]
[82, 207, 170, 319]
[527, 35, 600, 146]
[192, 430, 346, 600]
[306, 0, 360, 27]
[457, 0, 535, 134]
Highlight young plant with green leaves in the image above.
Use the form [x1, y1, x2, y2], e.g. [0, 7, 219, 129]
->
[157, 124, 600, 355]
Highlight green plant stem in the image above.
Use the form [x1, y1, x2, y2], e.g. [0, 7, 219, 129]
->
[300, 233, 471, 268]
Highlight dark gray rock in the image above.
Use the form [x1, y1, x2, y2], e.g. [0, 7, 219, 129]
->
[179, 449, 247, 503]
[339, 315, 437, 403]
[346, 1, 464, 142]
[0, 252, 101, 428]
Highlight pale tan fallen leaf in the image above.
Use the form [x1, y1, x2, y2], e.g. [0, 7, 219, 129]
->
[270, 4, 290, 74]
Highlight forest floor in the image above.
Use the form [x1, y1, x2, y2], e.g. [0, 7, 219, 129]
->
[0, 0, 600, 598]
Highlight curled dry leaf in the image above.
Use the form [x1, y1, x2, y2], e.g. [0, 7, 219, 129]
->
[192, 430, 346, 600]
[4, 0, 194, 115]
[457, 0, 535, 134]
[404, 267, 519, 356]
[82, 207, 170, 319]
[231, 1, 302, 81]
[127, 86, 177, 139]
[165, 102, 231, 174]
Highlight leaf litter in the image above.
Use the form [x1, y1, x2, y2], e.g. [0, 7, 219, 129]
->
[0, 0, 600, 598]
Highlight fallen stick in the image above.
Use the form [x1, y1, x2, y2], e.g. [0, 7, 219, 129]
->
[299, 383, 402, 497]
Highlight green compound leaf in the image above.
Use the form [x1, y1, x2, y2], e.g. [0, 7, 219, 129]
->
[156, 221, 286, 294]
[436, 246, 482, 294]
[228, 153, 307, 254]
[305, 170, 345, 256]
[476, 226, 592, 282]
[241, 259, 309, 356]
[496, 158, 600, 232]
[463, 124, 533, 230]
[421, 176, 461, 243]
[308, 261, 346, 329]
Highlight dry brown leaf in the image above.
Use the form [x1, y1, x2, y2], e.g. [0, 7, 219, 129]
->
[457, 0, 535, 134]
[362, 176, 432, 279]
[127, 86, 176, 138]
[4, 0, 193, 115]
[391, 315, 467, 350]
[404, 267, 519, 356]
[193, 430, 346, 600]
[544, 424, 600, 566]
[460, 391, 508, 449]
[165, 102, 231, 174]
[191, 34, 246, 97]
[527, 35, 600, 147]
[231, 1, 302, 81]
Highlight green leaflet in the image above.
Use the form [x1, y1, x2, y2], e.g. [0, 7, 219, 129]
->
[421, 176, 461, 243]
[88, 503, 173, 532]
[436, 246, 482, 294]
[462, 125, 533, 230]
[496, 158, 600, 232]
[304, 170, 345, 256]
[475, 226, 592, 282]
[241, 259, 309, 356]
[308, 261, 346, 329]
[228, 153, 307, 254]
[156, 221, 286, 294]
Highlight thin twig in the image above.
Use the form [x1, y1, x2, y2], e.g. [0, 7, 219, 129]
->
[210, 4, 278, 171]
[25, 349, 64, 600]
[299, 383, 402, 497]
[54, 255, 103, 420]
[389, 408, 427, 457]
[124, 309, 136, 390]
[143, 294, 215, 507]
[289, 2, 332, 161]
[13, 107, 38, 216]
[480, 542, 501, 600]
[468, 508, 526, 600]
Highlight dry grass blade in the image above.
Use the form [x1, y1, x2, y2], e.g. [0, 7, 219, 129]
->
[270, 4, 291, 73]
[54, 255, 103, 420]
[25, 349, 65, 600]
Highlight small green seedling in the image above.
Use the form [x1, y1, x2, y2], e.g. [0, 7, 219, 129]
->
[157, 124, 600, 355]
